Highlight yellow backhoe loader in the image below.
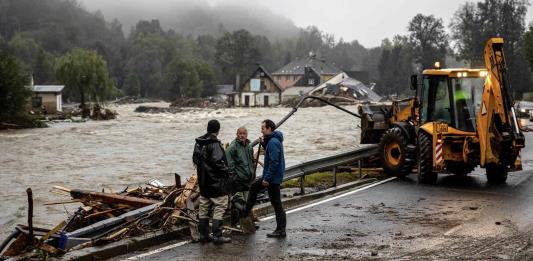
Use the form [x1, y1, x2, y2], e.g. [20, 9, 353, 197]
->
[359, 38, 525, 184]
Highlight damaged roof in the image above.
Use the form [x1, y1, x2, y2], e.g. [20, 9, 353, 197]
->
[272, 55, 342, 76]
[310, 73, 382, 102]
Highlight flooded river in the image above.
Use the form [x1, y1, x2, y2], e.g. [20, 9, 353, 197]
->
[0, 102, 361, 237]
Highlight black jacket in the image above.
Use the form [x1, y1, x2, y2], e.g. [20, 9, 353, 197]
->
[193, 133, 231, 198]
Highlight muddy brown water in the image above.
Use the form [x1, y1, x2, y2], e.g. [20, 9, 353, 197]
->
[0, 102, 361, 238]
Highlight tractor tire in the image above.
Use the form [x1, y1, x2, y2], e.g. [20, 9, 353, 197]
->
[418, 131, 438, 184]
[379, 126, 415, 177]
[486, 163, 508, 184]
[447, 163, 476, 176]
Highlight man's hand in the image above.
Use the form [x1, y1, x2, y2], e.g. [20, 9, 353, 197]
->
[257, 160, 264, 167]
[261, 180, 269, 187]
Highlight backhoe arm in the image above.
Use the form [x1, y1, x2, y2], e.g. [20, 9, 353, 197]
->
[478, 37, 524, 168]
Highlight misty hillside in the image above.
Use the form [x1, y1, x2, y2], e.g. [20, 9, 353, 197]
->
[79, 0, 300, 40]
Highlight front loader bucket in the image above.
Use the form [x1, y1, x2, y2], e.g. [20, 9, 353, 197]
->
[358, 104, 391, 144]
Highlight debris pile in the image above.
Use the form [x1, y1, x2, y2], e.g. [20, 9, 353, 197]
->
[40, 104, 118, 122]
[112, 96, 162, 105]
[170, 97, 225, 108]
[134, 106, 185, 114]
[0, 175, 203, 259]
[89, 104, 117, 120]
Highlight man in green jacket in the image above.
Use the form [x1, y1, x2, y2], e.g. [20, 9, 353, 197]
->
[226, 127, 257, 228]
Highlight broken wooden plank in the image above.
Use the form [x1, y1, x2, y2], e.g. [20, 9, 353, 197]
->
[43, 199, 82, 206]
[39, 221, 66, 243]
[53, 185, 72, 193]
[105, 227, 128, 241]
[84, 207, 128, 219]
[69, 189, 159, 208]
[175, 175, 198, 209]
[37, 242, 60, 255]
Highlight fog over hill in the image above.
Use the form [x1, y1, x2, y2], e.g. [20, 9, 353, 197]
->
[79, 0, 300, 39]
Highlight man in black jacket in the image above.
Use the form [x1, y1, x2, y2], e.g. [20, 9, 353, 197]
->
[193, 119, 231, 245]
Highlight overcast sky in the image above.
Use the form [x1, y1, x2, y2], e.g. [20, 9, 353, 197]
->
[237, 0, 533, 47]
[83, 0, 533, 48]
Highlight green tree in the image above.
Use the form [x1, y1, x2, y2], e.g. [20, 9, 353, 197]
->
[524, 23, 533, 69]
[196, 62, 218, 97]
[195, 34, 217, 66]
[124, 20, 200, 98]
[163, 57, 202, 99]
[377, 36, 414, 96]
[8, 33, 40, 67]
[408, 14, 448, 69]
[0, 35, 7, 52]
[0, 52, 31, 121]
[215, 30, 262, 84]
[453, 0, 530, 96]
[56, 48, 113, 108]
[451, 0, 528, 65]
[33, 49, 56, 84]
[123, 73, 141, 97]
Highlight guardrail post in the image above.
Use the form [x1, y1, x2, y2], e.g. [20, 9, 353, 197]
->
[332, 167, 337, 187]
[358, 160, 362, 178]
[299, 176, 305, 195]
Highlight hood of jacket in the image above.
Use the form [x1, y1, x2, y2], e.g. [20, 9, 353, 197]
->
[195, 133, 220, 146]
[266, 130, 283, 144]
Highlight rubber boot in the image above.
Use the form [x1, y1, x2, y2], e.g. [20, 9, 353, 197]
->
[198, 218, 212, 243]
[250, 210, 260, 229]
[232, 198, 247, 215]
[212, 219, 231, 245]
[230, 207, 239, 227]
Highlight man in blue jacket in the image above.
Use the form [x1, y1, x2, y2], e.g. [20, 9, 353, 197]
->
[245, 119, 286, 238]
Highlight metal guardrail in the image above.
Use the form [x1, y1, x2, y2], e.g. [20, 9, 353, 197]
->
[282, 145, 378, 181]
[256, 144, 379, 194]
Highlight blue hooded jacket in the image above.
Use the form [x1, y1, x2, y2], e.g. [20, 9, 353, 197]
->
[262, 130, 285, 184]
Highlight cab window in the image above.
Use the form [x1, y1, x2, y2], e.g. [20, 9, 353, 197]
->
[421, 76, 451, 124]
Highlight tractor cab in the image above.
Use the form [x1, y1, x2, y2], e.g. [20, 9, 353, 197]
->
[414, 65, 487, 134]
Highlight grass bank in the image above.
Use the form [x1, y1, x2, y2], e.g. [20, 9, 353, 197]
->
[282, 169, 385, 189]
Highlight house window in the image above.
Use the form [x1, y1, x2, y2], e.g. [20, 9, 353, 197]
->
[308, 78, 315, 85]
[293, 75, 297, 81]
[260, 80, 266, 90]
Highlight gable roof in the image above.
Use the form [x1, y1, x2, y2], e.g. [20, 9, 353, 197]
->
[240, 65, 282, 92]
[272, 56, 343, 76]
[33, 85, 64, 93]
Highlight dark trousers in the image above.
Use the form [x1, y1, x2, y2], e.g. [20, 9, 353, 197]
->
[247, 178, 286, 231]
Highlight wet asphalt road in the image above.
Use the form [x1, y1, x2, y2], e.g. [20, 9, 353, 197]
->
[116, 133, 533, 260]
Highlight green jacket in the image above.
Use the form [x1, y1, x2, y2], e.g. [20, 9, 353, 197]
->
[226, 138, 255, 192]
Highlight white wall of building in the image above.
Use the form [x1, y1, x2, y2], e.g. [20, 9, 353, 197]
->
[240, 92, 279, 107]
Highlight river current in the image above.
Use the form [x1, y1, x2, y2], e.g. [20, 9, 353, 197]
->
[0, 102, 361, 237]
